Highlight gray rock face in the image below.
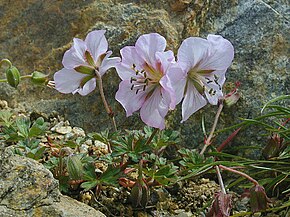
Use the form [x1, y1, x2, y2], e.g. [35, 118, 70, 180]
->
[0, 147, 105, 217]
[0, 0, 288, 148]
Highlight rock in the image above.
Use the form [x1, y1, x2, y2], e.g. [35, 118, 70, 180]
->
[0, 147, 105, 217]
[51, 121, 72, 134]
[72, 127, 86, 137]
[56, 126, 72, 135]
[0, 0, 288, 151]
[0, 100, 8, 109]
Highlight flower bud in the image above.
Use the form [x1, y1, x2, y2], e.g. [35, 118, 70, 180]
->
[224, 81, 241, 107]
[250, 184, 270, 212]
[207, 191, 232, 217]
[130, 178, 149, 208]
[6, 66, 20, 88]
[31, 71, 49, 85]
[262, 134, 284, 159]
[224, 91, 240, 106]
[67, 155, 84, 181]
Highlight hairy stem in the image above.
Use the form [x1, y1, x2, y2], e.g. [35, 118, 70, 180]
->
[200, 101, 224, 155]
[219, 164, 259, 185]
[95, 70, 117, 132]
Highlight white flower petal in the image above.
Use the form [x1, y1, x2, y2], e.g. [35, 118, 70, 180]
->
[135, 33, 166, 67]
[116, 46, 144, 80]
[199, 35, 234, 70]
[166, 66, 187, 105]
[62, 39, 87, 69]
[140, 87, 168, 129]
[85, 30, 108, 61]
[159, 75, 176, 110]
[99, 51, 121, 76]
[115, 80, 147, 116]
[177, 37, 209, 72]
[204, 83, 223, 105]
[182, 82, 207, 122]
[54, 68, 86, 94]
[155, 50, 175, 73]
[115, 63, 137, 81]
[77, 78, 96, 96]
[120, 46, 143, 67]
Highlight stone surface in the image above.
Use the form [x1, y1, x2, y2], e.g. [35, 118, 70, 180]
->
[0, 146, 105, 217]
[0, 0, 289, 150]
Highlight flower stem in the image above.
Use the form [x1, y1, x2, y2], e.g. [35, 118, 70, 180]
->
[200, 101, 224, 155]
[0, 75, 32, 83]
[0, 59, 13, 82]
[219, 165, 259, 185]
[20, 75, 32, 79]
[145, 128, 158, 146]
[95, 71, 117, 132]
[0, 59, 12, 68]
[215, 165, 226, 194]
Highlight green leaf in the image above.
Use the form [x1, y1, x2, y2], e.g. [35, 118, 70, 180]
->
[261, 95, 290, 114]
[64, 140, 78, 148]
[83, 163, 97, 181]
[15, 117, 30, 138]
[81, 180, 98, 191]
[28, 117, 48, 137]
[99, 166, 121, 186]
[67, 155, 84, 180]
[33, 146, 46, 160]
[0, 110, 13, 126]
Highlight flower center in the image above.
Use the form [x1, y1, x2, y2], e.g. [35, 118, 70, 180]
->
[188, 68, 220, 96]
[129, 63, 162, 94]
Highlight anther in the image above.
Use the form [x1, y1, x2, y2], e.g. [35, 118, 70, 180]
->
[209, 88, 217, 96]
[130, 77, 136, 83]
[136, 89, 139, 94]
[130, 85, 134, 90]
[214, 74, 219, 82]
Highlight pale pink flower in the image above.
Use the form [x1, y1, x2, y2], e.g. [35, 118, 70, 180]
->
[54, 30, 120, 96]
[115, 33, 183, 129]
[169, 35, 234, 122]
